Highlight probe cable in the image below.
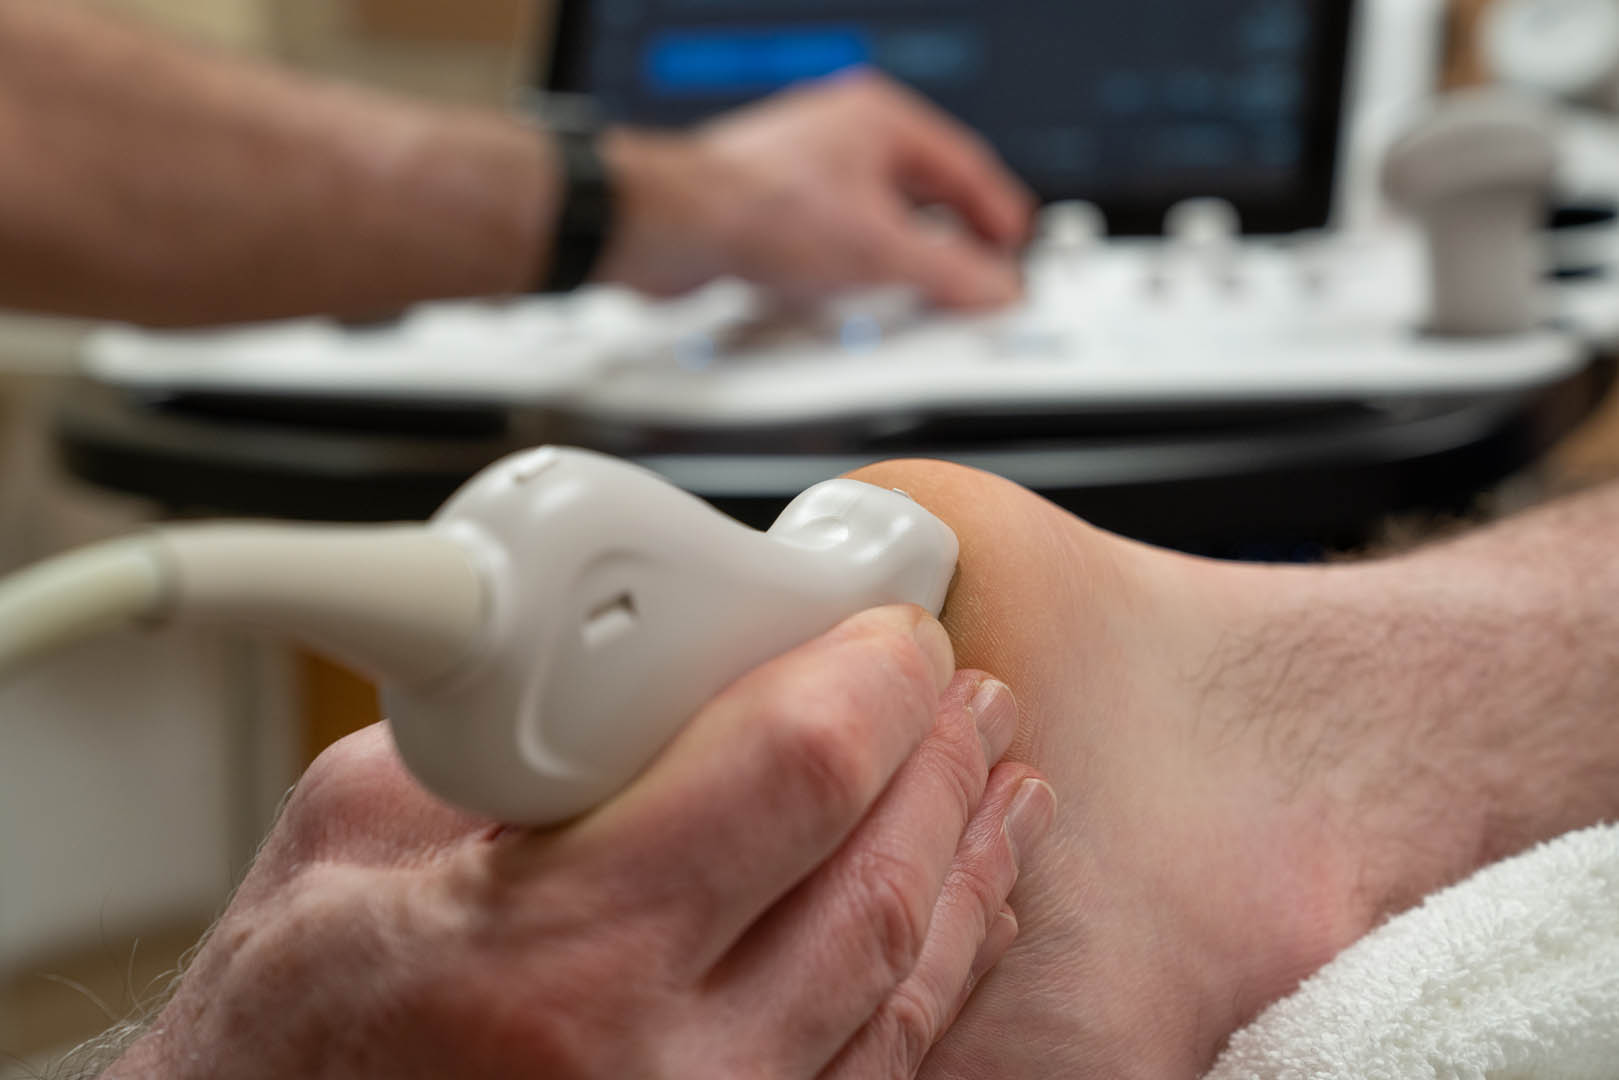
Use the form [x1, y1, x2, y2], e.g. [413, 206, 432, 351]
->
[0, 525, 488, 684]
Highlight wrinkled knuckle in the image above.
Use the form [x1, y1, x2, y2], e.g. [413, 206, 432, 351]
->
[853, 851, 933, 984]
[876, 985, 939, 1077]
[929, 730, 986, 826]
[951, 857, 1011, 926]
[777, 709, 880, 824]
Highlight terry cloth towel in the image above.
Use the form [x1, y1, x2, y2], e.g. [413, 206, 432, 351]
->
[1206, 822, 1619, 1080]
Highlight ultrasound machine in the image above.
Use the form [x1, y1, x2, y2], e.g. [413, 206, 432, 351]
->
[66, 0, 1619, 554]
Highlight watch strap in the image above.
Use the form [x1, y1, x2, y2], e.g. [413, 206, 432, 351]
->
[538, 129, 615, 293]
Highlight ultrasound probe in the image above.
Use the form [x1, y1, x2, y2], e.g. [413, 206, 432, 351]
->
[0, 448, 959, 824]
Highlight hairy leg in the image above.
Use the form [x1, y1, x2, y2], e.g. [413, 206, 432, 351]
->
[848, 460, 1619, 1078]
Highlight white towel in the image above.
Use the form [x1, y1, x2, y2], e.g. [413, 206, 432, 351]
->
[1205, 822, 1619, 1080]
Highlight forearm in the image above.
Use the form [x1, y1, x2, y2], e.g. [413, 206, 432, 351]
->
[0, 2, 551, 326]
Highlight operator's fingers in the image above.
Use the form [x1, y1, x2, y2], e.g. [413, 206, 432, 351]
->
[706, 674, 1033, 1074]
[821, 767, 1053, 1079]
[552, 604, 955, 975]
[863, 197, 1023, 309]
[825, 909, 1018, 1080]
[858, 74, 1035, 248]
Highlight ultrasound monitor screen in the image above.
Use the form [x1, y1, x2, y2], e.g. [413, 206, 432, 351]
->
[546, 1, 1355, 234]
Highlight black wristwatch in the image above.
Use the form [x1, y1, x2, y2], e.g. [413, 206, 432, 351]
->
[537, 128, 616, 294]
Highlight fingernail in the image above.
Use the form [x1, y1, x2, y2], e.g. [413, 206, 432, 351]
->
[913, 615, 955, 694]
[1004, 779, 1057, 869]
[970, 678, 1017, 764]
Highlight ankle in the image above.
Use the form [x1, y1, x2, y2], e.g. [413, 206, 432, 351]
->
[1208, 765, 1383, 1018]
[1273, 559, 1505, 923]
[1177, 558, 1457, 940]
[1083, 553, 1388, 1021]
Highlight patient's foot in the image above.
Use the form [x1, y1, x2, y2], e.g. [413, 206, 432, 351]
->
[848, 461, 1502, 1079]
